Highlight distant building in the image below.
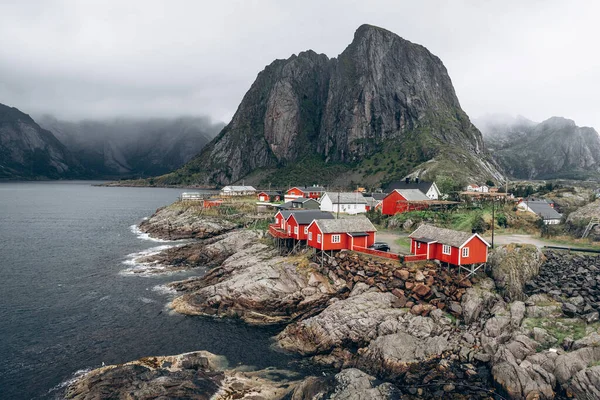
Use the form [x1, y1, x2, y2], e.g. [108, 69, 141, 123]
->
[517, 200, 562, 224]
[220, 185, 256, 196]
[319, 192, 368, 214]
[409, 224, 490, 266]
[257, 191, 281, 202]
[363, 196, 382, 211]
[466, 184, 489, 193]
[180, 192, 204, 201]
[381, 189, 430, 215]
[284, 186, 326, 202]
[291, 197, 320, 210]
[386, 178, 441, 199]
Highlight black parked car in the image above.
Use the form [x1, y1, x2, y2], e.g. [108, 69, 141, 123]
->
[369, 242, 390, 252]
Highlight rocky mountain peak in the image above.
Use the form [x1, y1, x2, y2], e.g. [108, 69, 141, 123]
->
[156, 25, 501, 187]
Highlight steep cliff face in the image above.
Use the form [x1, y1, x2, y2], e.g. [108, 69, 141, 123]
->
[38, 116, 222, 178]
[0, 104, 83, 179]
[477, 115, 600, 179]
[160, 24, 501, 187]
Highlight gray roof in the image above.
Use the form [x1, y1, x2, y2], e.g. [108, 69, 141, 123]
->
[258, 191, 281, 196]
[287, 210, 334, 224]
[386, 180, 436, 193]
[313, 216, 377, 234]
[221, 185, 256, 191]
[409, 224, 485, 248]
[365, 192, 387, 201]
[324, 192, 368, 204]
[292, 197, 319, 204]
[393, 189, 430, 201]
[527, 201, 563, 220]
[276, 201, 294, 210]
[363, 197, 381, 207]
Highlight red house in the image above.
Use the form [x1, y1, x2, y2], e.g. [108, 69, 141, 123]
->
[286, 211, 334, 240]
[284, 186, 326, 202]
[257, 191, 281, 202]
[409, 224, 490, 266]
[306, 217, 377, 251]
[381, 189, 431, 216]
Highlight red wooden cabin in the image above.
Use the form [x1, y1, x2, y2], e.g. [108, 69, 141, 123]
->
[306, 217, 377, 251]
[381, 189, 431, 216]
[257, 191, 281, 202]
[286, 211, 334, 240]
[408, 224, 490, 266]
[285, 186, 326, 201]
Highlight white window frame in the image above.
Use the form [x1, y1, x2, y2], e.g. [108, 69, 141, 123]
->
[294, 226, 298, 235]
[417, 242, 421, 249]
[304, 226, 308, 234]
[462, 247, 469, 257]
[331, 234, 341, 244]
[442, 244, 451, 255]
[288, 226, 291, 234]
[309, 232, 313, 241]
[317, 234, 321, 243]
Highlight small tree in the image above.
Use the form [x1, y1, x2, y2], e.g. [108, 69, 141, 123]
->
[471, 214, 488, 233]
[485, 180, 495, 187]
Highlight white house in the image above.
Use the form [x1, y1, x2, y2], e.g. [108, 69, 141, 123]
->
[466, 184, 489, 193]
[180, 192, 204, 201]
[319, 192, 368, 214]
[517, 200, 563, 225]
[220, 185, 256, 196]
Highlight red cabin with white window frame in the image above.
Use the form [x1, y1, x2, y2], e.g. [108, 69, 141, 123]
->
[306, 217, 377, 251]
[409, 224, 490, 266]
[285, 211, 334, 240]
[284, 186, 326, 202]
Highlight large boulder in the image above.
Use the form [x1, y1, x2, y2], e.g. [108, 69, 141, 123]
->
[564, 366, 600, 399]
[488, 244, 544, 301]
[461, 278, 500, 324]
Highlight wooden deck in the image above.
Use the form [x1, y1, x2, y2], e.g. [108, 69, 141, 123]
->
[268, 224, 291, 239]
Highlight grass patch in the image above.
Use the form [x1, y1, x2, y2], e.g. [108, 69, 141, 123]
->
[523, 317, 599, 345]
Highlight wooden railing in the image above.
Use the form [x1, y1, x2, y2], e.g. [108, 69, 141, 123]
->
[352, 246, 400, 261]
[268, 224, 291, 239]
[404, 254, 428, 262]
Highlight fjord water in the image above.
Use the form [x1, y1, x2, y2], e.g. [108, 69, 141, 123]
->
[0, 182, 292, 399]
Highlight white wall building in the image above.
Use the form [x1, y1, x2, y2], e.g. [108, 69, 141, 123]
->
[220, 185, 256, 196]
[319, 192, 368, 214]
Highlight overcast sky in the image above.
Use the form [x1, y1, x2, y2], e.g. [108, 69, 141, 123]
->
[1, 0, 598, 129]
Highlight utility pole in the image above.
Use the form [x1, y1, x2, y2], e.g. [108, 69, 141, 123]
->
[337, 191, 340, 219]
[491, 197, 495, 249]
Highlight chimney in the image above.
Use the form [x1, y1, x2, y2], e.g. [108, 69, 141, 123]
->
[405, 177, 410, 184]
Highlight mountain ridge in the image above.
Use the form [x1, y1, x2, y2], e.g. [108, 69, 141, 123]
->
[476, 115, 600, 180]
[151, 24, 502, 188]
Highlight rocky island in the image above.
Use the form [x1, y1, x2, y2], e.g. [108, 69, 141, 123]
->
[64, 201, 600, 399]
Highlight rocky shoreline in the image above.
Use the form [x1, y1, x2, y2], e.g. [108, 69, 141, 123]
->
[65, 204, 600, 399]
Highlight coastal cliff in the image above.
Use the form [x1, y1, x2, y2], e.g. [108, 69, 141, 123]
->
[66, 204, 600, 399]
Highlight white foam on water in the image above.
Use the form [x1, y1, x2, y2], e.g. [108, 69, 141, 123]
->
[120, 243, 186, 276]
[138, 296, 156, 304]
[129, 224, 170, 243]
[48, 367, 93, 395]
[151, 284, 178, 296]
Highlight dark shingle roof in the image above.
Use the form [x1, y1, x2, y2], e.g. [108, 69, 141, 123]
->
[292, 197, 319, 204]
[276, 202, 294, 210]
[527, 201, 562, 220]
[386, 180, 435, 193]
[409, 224, 487, 248]
[288, 210, 334, 224]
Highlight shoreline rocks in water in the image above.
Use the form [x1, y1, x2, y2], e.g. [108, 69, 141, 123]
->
[64, 351, 402, 400]
[138, 202, 238, 240]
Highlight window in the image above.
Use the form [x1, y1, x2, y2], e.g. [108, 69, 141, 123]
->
[417, 242, 421, 249]
[309, 232, 313, 241]
[462, 247, 469, 257]
[294, 226, 298, 235]
[442, 244, 451, 255]
[288, 226, 291, 234]
[304, 227, 308, 234]
[317, 234, 321, 243]
[331, 234, 341, 243]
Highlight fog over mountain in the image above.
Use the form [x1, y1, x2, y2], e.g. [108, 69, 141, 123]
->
[37, 116, 223, 178]
[474, 114, 600, 180]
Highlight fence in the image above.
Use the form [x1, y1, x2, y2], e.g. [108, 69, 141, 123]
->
[352, 246, 401, 261]
[403, 254, 428, 262]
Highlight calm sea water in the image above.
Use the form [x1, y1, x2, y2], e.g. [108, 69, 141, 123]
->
[0, 181, 295, 399]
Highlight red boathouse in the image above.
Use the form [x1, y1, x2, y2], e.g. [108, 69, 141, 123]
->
[381, 189, 430, 215]
[408, 224, 490, 266]
[306, 216, 377, 251]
